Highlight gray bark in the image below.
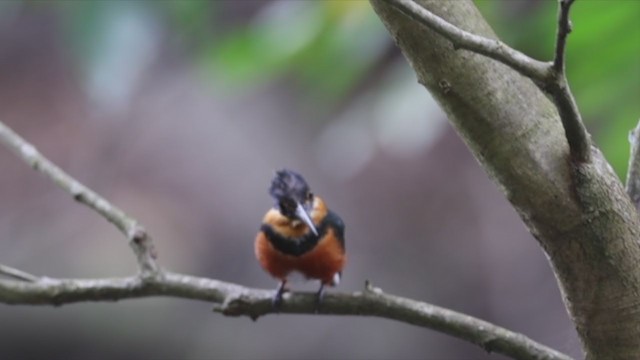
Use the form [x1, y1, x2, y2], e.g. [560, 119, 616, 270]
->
[370, 1, 640, 359]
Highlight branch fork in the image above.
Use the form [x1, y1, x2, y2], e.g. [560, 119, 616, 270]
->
[383, 0, 590, 163]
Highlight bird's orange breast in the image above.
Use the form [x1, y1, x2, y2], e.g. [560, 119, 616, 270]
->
[255, 228, 346, 285]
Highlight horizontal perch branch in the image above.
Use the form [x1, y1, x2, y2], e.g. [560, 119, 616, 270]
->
[0, 115, 570, 359]
[0, 272, 571, 360]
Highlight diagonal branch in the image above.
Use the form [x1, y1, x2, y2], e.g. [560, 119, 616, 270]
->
[625, 119, 640, 210]
[381, 0, 591, 163]
[0, 121, 158, 274]
[0, 263, 38, 282]
[0, 274, 572, 360]
[383, 0, 550, 82]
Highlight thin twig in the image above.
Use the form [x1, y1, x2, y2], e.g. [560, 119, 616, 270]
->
[0, 263, 38, 282]
[554, 0, 575, 73]
[547, 0, 591, 163]
[0, 274, 572, 360]
[381, 0, 591, 163]
[625, 119, 640, 210]
[0, 121, 158, 274]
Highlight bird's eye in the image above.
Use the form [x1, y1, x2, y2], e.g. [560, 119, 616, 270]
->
[280, 199, 296, 214]
[307, 192, 314, 201]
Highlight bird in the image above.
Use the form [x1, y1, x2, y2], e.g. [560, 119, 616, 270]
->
[255, 169, 346, 310]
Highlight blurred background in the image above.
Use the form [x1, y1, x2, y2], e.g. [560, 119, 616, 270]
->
[0, 0, 638, 359]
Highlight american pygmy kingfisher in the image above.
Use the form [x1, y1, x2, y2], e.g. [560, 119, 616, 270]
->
[255, 169, 346, 308]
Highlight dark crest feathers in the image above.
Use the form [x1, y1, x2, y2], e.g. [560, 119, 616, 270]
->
[269, 169, 310, 203]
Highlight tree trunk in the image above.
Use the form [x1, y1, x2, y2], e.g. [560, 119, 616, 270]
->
[370, 0, 640, 358]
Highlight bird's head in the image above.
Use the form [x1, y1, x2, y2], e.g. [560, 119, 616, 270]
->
[269, 169, 318, 236]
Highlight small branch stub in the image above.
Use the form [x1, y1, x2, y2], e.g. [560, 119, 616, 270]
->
[128, 225, 159, 275]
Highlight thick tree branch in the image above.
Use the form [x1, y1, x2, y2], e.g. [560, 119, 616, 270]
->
[0, 263, 38, 282]
[625, 119, 640, 210]
[371, 0, 640, 358]
[0, 121, 158, 274]
[0, 274, 571, 360]
[382, 0, 591, 163]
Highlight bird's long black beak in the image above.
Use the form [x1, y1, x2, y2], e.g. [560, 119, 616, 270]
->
[295, 202, 318, 236]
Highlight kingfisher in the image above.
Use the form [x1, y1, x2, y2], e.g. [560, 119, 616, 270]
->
[255, 169, 346, 309]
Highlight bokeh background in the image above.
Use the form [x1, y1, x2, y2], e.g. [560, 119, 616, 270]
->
[0, 0, 638, 359]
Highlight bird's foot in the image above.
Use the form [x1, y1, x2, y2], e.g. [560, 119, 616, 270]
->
[314, 284, 326, 313]
[272, 280, 288, 310]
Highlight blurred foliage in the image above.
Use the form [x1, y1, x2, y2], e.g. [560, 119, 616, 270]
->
[204, 0, 389, 103]
[17, 0, 640, 176]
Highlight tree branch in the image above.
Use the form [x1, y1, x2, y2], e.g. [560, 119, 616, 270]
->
[0, 274, 572, 360]
[0, 263, 38, 282]
[371, 0, 640, 357]
[547, 0, 590, 163]
[625, 119, 640, 210]
[383, 0, 550, 82]
[553, 0, 574, 74]
[0, 121, 158, 275]
[0, 120, 573, 359]
[381, 0, 591, 163]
